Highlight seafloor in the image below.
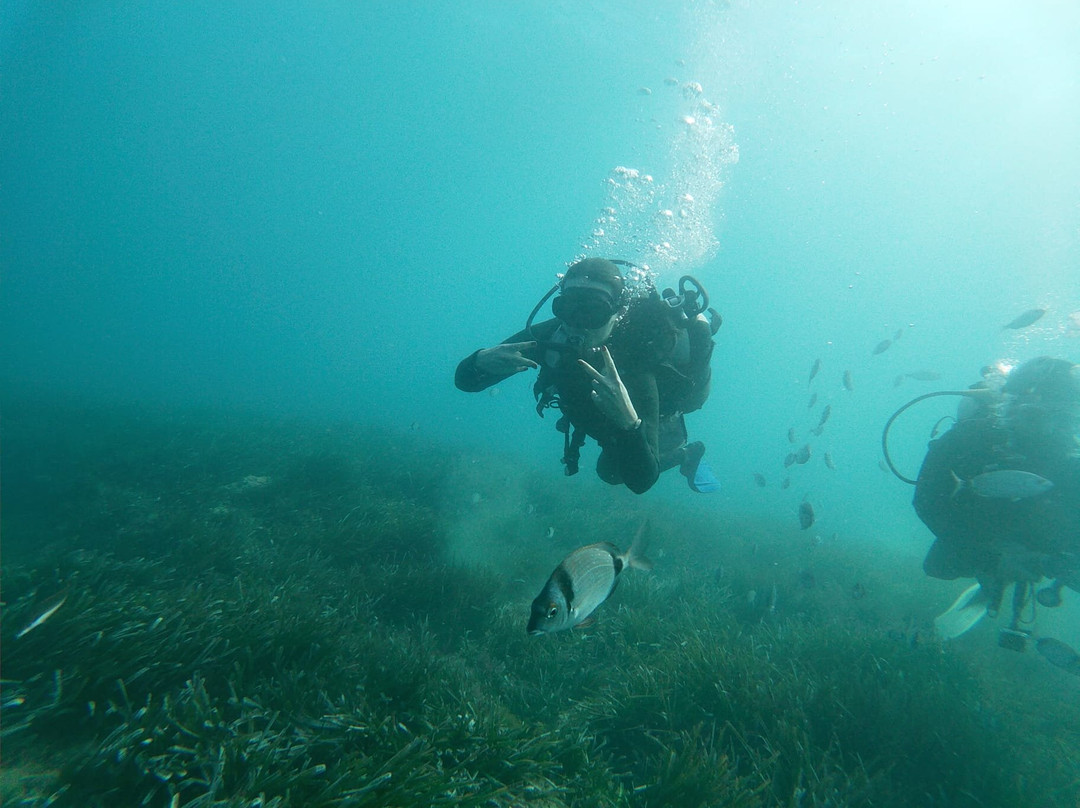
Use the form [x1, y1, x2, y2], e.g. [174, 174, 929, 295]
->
[2, 399, 1077, 807]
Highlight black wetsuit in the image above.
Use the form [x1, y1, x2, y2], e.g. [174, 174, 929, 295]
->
[914, 415, 1080, 600]
[455, 300, 714, 495]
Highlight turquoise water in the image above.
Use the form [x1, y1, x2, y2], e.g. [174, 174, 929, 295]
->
[3, 2, 1079, 805]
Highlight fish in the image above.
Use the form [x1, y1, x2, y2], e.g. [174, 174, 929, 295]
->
[1035, 637, 1080, 676]
[872, 339, 892, 356]
[842, 370, 853, 391]
[824, 452, 835, 470]
[905, 370, 941, 381]
[950, 469, 1054, 500]
[15, 590, 69, 639]
[781, 477, 791, 490]
[809, 358, 822, 384]
[894, 327, 904, 341]
[787, 427, 796, 444]
[753, 473, 767, 487]
[816, 404, 832, 429]
[807, 393, 818, 409]
[1003, 308, 1046, 330]
[795, 444, 812, 465]
[798, 501, 815, 530]
[784, 452, 797, 468]
[527, 524, 652, 635]
[810, 426, 824, 437]
[893, 374, 906, 388]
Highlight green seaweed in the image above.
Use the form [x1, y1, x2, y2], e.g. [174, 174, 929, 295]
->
[2, 399, 1078, 808]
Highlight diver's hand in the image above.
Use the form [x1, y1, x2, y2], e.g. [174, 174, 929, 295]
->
[579, 346, 640, 430]
[475, 342, 539, 376]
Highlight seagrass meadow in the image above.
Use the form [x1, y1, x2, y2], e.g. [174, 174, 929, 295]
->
[2, 400, 1078, 808]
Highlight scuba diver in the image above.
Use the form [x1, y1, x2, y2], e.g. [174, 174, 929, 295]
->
[883, 356, 1080, 664]
[455, 257, 722, 495]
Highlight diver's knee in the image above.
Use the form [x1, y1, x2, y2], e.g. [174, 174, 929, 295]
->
[595, 452, 623, 485]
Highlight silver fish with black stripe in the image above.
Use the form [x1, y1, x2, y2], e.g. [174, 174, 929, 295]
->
[527, 523, 653, 635]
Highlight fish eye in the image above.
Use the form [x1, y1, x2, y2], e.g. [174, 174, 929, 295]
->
[546, 603, 558, 619]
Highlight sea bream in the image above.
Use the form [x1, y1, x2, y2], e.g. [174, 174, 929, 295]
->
[950, 469, 1054, 500]
[527, 524, 652, 635]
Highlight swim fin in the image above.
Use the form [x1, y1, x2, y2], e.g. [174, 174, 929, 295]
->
[933, 582, 988, 640]
[680, 442, 720, 493]
[690, 459, 721, 493]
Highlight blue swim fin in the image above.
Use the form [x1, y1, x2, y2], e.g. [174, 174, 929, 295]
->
[689, 459, 721, 493]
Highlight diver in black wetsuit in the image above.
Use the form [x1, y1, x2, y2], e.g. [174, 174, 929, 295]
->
[904, 357, 1080, 649]
[455, 257, 721, 495]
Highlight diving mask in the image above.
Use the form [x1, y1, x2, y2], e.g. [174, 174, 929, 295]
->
[551, 288, 618, 330]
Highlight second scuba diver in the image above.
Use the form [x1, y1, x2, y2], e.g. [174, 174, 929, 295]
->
[884, 356, 1080, 658]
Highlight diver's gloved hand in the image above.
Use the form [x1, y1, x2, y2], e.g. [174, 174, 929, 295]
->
[579, 346, 640, 430]
[476, 341, 539, 375]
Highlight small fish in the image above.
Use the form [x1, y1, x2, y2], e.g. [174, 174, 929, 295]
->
[797, 569, 816, 589]
[810, 426, 824, 437]
[951, 469, 1054, 500]
[905, 370, 941, 381]
[787, 427, 796, 443]
[795, 444, 812, 465]
[781, 477, 791, 490]
[636, 86, 652, 96]
[753, 473, 767, 487]
[824, 452, 835, 470]
[784, 452, 797, 468]
[1035, 637, 1080, 676]
[15, 590, 69, 639]
[851, 582, 867, 600]
[872, 339, 892, 356]
[807, 393, 818, 409]
[527, 524, 652, 635]
[1003, 308, 1046, 330]
[894, 327, 904, 341]
[842, 370, 853, 391]
[816, 404, 832, 429]
[809, 358, 822, 384]
[893, 374, 905, 388]
[798, 501, 815, 530]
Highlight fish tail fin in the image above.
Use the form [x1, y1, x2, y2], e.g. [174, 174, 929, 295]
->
[626, 520, 654, 572]
[949, 470, 965, 500]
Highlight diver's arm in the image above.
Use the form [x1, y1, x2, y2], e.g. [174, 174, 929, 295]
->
[608, 373, 661, 494]
[455, 327, 540, 393]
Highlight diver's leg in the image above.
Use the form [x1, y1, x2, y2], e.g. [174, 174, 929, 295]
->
[595, 449, 624, 485]
[657, 415, 690, 471]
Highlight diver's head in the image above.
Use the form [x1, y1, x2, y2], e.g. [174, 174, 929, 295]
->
[1001, 357, 1080, 454]
[1003, 357, 1080, 406]
[552, 258, 626, 344]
